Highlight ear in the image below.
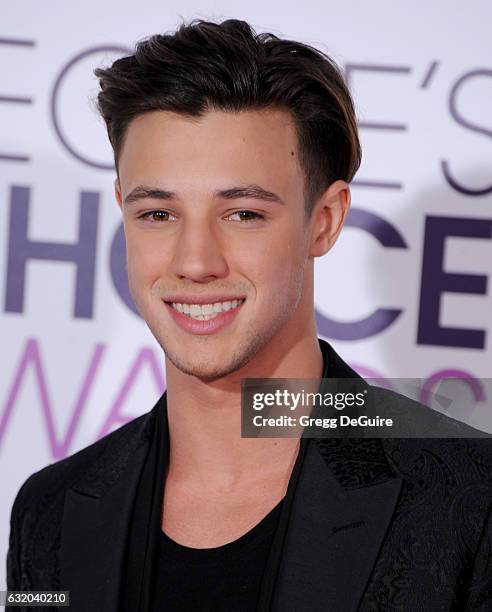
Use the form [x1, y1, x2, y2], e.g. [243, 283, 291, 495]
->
[309, 180, 351, 257]
[114, 178, 123, 211]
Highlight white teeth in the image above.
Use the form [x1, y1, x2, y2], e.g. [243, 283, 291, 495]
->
[170, 299, 244, 320]
[190, 304, 201, 316]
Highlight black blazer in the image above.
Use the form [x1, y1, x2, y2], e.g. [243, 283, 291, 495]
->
[6, 339, 492, 611]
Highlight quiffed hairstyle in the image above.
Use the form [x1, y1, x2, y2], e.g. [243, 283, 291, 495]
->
[95, 18, 361, 214]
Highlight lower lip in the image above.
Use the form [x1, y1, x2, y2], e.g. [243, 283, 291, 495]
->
[164, 301, 245, 335]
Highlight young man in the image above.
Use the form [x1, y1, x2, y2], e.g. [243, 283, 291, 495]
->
[7, 18, 492, 612]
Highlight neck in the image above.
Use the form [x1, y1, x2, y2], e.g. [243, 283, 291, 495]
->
[164, 330, 323, 489]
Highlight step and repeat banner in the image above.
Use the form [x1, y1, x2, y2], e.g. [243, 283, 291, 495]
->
[1, 0, 491, 588]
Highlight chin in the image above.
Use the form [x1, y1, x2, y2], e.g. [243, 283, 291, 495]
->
[165, 350, 245, 380]
[159, 330, 263, 380]
[152, 309, 291, 379]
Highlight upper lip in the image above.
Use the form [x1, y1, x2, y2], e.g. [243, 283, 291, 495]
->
[164, 295, 246, 305]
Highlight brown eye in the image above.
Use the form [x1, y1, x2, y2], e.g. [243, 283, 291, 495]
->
[152, 211, 168, 221]
[228, 210, 265, 223]
[238, 211, 257, 221]
[139, 210, 176, 222]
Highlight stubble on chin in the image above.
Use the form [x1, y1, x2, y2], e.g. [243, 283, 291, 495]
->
[155, 316, 287, 381]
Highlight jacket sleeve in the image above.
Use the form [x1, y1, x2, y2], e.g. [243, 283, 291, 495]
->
[464, 503, 492, 610]
[6, 473, 36, 591]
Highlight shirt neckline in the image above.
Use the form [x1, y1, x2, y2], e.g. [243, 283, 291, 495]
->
[158, 496, 284, 565]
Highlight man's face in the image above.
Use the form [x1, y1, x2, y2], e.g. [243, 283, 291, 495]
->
[116, 108, 321, 379]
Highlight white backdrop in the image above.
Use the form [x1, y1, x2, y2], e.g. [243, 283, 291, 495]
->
[1, 0, 491, 589]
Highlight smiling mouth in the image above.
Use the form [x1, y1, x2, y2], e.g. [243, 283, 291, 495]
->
[166, 299, 246, 321]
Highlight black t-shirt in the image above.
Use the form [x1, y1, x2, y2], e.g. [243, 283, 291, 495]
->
[150, 497, 284, 611]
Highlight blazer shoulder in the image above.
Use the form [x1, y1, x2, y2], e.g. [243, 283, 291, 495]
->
[371, 383, 492, 442]
[375, 389, 492, 484]
[11, 409, 153, 517]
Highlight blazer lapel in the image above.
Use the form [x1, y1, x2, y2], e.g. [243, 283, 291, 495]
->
[59, 399, 162, 612]
[270, 440, 402, 612]
[259, 338, 403, 612]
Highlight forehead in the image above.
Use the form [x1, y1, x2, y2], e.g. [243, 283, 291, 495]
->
[117, 108, 304, 196]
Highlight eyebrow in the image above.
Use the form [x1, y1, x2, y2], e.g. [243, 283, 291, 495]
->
[124, 184, 285, 206]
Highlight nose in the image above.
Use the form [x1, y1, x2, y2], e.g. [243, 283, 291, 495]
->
[170, 218, 229, 283]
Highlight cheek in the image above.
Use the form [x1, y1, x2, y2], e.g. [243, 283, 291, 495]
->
[270, 232, 309, 298]
[125, 240, 166, 317]
[125, 229, 167, 283]
[234, 232, 307, 298]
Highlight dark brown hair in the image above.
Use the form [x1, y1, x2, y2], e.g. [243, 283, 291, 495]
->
[94, 18, 361, 214]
